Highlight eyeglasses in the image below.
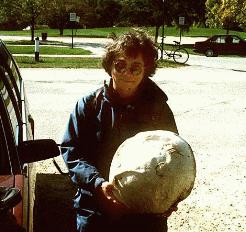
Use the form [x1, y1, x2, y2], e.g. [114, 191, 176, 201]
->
[113, 60, 144, 76]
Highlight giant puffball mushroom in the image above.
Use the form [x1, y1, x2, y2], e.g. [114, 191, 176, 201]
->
[109, 130, 196, 214]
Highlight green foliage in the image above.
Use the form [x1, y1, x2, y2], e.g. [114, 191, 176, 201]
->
[3, 0, 245, 33]
[0, 0, 25, 29]
[148, 0, 163, 27]
[119, 0, 152, 26]
[40, 0, 73, 35]
[96, 0, 122, 27]
[23, 0, 44, 40]
[1, 26, 245, 38]
[206, 0, 246, 31]
[234, 0, 246, 29]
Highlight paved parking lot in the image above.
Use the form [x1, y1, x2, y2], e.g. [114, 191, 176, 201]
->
[21, 66, 246, 231]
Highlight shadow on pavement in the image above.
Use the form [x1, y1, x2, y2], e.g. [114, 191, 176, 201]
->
[33, 174, 77, 232]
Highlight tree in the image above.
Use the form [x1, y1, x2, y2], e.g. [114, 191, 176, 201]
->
[148, 0, 206, 42]
[22, 0, 43, 41]
[205, 0, 220, 27]
[119, 0, 152, 26]
[237, 0, 246, 30]
[220, 0, 246, 31]
[164, 0, 206, 29]
[148, 0, 163, 43]
[96, 0, 122, 27]
[41, 0, 81, 35]
[206, 0, 246, 32]
[0, 0, 25, 30]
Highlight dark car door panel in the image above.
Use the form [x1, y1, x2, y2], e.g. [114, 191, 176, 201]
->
[0, 39, 60, 231]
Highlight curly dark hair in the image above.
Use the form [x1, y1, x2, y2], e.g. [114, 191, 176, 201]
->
[102, 29, 158, 79]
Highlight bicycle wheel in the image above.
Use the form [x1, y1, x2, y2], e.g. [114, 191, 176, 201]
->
[173, 48, 189, 64]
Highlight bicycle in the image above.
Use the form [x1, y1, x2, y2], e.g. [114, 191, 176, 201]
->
[157, 40, 189, 64]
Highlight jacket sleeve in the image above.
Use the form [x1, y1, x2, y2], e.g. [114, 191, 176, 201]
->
[61, 97, 105, 193]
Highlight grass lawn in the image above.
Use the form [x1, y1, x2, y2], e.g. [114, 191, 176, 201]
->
[15, 57, 103, 68]
[6, 45, 91, 55]
[1, 26, 245, 39]
[15, 56, 185, 69]
[2, 26, 245, 58]
[3, 26, 243, 68]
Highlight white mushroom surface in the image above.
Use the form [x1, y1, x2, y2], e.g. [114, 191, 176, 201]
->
[109, 130, 196, 214]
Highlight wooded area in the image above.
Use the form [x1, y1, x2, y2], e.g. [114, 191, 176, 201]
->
[0, 0, 245, 40]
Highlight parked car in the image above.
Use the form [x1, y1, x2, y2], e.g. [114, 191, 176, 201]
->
[0, 39, 59, 231]
[193, 35, 246, 57]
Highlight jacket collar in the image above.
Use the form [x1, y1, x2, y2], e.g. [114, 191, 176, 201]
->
[102, 78, 168, 107]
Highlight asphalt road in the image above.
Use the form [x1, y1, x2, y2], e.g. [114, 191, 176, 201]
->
[20, 66, 246, 231]
[186, 54, 246, 72]
[20, 66, 246, 143]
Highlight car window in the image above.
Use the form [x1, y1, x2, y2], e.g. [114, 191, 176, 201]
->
[0, 72, 21, 173]
[0, 42, 22, 108]
[0, 66, 21, 144]
[7, 58, 22, 103]
[0, 114, 12, 174]
[232, 36, 240, 44]
[216, 36, 226, 44]
[210, 37, 217, 42]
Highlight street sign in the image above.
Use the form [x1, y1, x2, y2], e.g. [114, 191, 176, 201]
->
[179, 16, 185, 25]
[70, 13, 76, 22]
[69, 13, 76, 48]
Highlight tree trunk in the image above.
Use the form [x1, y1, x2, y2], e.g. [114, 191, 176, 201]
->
[59, 27, 64, 36]
[31, 15, 35, 42]
[31, 24, 35, 41]
[155, 25, 160, 44]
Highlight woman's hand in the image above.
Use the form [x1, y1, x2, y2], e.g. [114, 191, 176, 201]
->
[100, 181, 120, 205]
[97, 181, 130, 215]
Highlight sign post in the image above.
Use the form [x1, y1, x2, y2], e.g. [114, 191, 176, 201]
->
[70, 13, 76, 48]
[35, 37, 40, 61]
[178, 16, 185, 45]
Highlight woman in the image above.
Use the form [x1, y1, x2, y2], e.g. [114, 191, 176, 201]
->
[61, 29, 178, 232]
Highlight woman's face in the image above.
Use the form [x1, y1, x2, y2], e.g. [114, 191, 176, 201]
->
[111, 53, 145, 99]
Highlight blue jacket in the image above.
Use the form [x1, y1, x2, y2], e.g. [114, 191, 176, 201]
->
[61, 78, 178, 211]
